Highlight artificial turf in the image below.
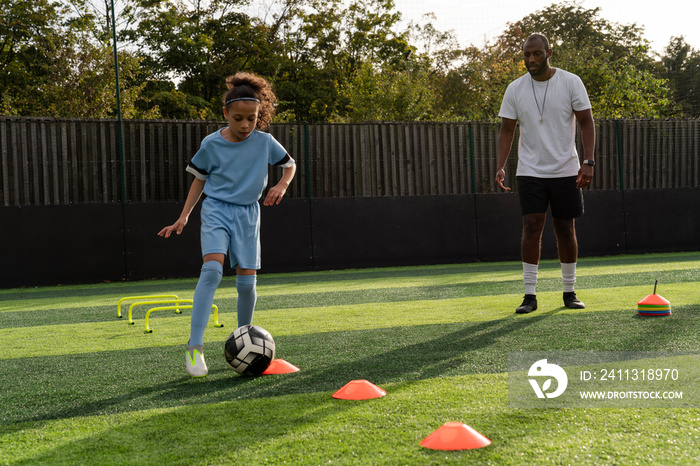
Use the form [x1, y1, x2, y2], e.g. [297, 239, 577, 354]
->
[1, 252, 699, 464]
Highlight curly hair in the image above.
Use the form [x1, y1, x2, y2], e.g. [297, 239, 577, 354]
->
[223, 72, 277, 130]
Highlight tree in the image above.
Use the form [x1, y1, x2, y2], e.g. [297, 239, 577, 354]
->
[256, 0, 345, 121]
[3, 0, 687, 122]
[0, 0, 63, 113]
[662, 36, 700, 117]
[342, 60, 437, 121]
[339, 9, 450, 122]
[0, 0, 144, 117]
[44, 36, 144, 118]
[451, 2, 676, 119]
[126, 0, 283, 118]
[341, 0, 410, 73]
[434, 44, 525, 121]
[272, 0, 416, 121]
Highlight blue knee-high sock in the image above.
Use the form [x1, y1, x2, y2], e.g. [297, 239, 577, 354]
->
[189, 261, 223, 346]
[236, 275, 257, 327]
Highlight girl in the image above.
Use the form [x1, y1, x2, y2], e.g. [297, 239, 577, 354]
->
[158, 72, 296, 377]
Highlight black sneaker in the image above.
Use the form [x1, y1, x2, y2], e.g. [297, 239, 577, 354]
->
[563, 292, 585, 309]
[516, 294, 538, 314]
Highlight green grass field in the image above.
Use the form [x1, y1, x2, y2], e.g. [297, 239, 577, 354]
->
[1, 252, 699, 465]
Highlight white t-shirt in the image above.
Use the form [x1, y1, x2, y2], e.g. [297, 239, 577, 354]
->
[499, 69, 591, 177]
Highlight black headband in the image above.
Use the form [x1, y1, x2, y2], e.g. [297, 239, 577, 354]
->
[225, 97, 260, 105]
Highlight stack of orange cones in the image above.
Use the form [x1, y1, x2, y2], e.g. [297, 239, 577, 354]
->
[420, 422, 491, 451]
[332, 380, 386, 400]
[262, 359, 300, 375]
[637, 281, 671, 317]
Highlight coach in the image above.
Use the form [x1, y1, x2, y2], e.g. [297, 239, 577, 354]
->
[495, 33, 596, 314]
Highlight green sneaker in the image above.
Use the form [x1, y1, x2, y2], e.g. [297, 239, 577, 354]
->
[186, 345, 208, 377]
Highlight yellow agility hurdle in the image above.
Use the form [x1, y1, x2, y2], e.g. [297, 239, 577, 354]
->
[117, 295, 179, 318]
[127, 299, 193, 325]
[144, 304, 222, 333]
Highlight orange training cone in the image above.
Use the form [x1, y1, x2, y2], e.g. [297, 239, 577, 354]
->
[420, 422, 491, 451]
[262, 359, 300, 375]
[637, 280, 671, 317]
[332, 380, 386, 400]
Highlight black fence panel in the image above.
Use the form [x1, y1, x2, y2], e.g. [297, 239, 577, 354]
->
[1, 204, 125, 287]
[3, 117, 700, 207]
[2, 189, 698, 288]
[624, 189, 700, 254]
[309, 196, 478, 270]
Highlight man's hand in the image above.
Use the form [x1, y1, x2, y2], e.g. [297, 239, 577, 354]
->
[495, 168, 512, 192]
[576, 164, 594, 188]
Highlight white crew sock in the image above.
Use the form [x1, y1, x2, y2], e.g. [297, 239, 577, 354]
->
[523, 262, 539, 296]
[561, 262, 577, 293]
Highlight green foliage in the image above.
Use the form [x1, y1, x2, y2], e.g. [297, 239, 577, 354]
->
[0, 0, 147, 118]
[343, 62, 436, 122]
[437, 45, 527, 121]
[274, 0, 415, 121]
[462, 1, 679, 119]
[663, 36, 700, 117]
[130, 0, 283, 111]
[45, 43, 146, 119]
[2, 0, 699, 120]
[0, 0, 64, 114]
[145, 89, 218, 120]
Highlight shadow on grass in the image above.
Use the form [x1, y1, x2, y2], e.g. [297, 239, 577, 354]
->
[1, 309, 561, 425]
[0, 261, 506, 303]
[8, 387, 407, 465]
[10, 307, 700, 464]
[2, 310, 560, 463]
[4, 275, 699, 333]
[5, 249, 698, 304]
[2, 304, 699, 429]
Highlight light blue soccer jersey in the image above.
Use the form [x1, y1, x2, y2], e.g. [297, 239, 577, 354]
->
[186, 129, 289, 205]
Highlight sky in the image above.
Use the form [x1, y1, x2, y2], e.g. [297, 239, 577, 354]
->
[393, 0, 700, 54]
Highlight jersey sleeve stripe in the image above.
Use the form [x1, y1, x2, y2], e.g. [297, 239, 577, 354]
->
[274, 154, 295, 168]
[186, 162, 209, 180]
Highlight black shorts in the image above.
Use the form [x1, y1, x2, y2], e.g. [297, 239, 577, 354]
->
[517, 176, 584, 218]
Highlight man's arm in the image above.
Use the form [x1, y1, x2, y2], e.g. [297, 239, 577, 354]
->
[495, 118, 518, 192]
[574, 108, 595, 188]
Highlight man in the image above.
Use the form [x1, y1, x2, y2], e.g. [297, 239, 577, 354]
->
[495, 33, 595, 314]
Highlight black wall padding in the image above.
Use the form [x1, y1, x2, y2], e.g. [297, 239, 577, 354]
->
[576, 190, 628, 257]
[308, 196, 478, 270]
[123, 203, 203, 280]
[1, 204, 125, 286]
[259, 199, 314, 272]
[474, 193, 526, 262]
[624, 189, 700, 253]
[1, 189, 698, 287]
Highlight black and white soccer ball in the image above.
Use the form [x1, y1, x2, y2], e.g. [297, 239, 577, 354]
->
[224, 325, 275, 376]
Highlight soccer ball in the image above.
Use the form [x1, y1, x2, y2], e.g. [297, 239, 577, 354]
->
[224, 325, 275, 376]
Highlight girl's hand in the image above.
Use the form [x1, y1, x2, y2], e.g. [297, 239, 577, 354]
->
[263, 183, 287, 206]
[158, 217, 188, 238]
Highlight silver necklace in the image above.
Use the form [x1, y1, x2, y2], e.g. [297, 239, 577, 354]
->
[531, 68, 553, 124]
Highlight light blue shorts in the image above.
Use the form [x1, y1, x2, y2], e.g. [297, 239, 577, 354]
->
[200, 197, 261, 270]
